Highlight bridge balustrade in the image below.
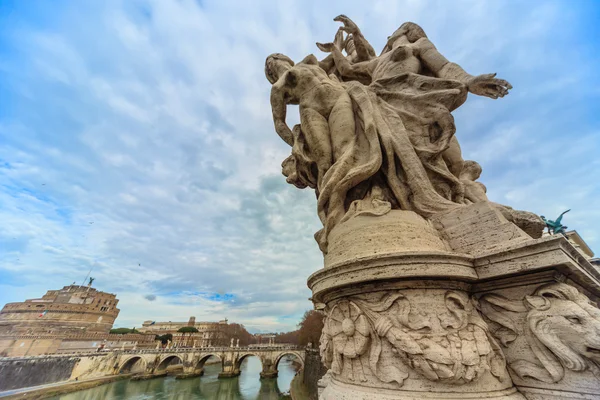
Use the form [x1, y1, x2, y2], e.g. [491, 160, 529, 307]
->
[116, 344, 303, 355]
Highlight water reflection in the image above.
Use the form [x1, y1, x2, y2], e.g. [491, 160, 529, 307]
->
[47, 356, 299, 400]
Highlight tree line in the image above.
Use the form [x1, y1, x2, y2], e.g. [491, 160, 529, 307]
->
[272, 310, 324, 346]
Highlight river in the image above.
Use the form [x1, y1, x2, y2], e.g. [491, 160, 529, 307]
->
[47, 356, 299, 400]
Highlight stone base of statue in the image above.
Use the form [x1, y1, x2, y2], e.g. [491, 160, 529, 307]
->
[309, 202, 600, 400]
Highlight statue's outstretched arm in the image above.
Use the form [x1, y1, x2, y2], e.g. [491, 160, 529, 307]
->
[417, 37, 473, 83]
[417, 37, 512, 99]
[270, 87, 294, 146]
[352, 32, 376, 62]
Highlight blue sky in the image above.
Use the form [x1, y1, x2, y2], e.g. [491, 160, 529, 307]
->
[1, 0, 599, 332]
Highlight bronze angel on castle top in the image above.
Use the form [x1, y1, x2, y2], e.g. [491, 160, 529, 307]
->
[265, 15, 543, 252]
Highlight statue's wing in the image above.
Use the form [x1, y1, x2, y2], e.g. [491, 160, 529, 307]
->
[555, 209, 571, 224]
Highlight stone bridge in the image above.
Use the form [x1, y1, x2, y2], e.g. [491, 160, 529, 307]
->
[93, 345, 306, 380]
[0, 345, 306, 390]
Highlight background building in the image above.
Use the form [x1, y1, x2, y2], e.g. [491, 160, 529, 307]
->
[564, 230, 595, 260]
[0, 283, 120, 336]
[139, 316, 229, 347]
[254, 333, 277, 345]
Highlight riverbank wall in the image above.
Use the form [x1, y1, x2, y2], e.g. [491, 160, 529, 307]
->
[0, 356, 80, 391]
[0, 352, 113, 392]
[301, 348, 327, 400]
[0, 374, 131, 400]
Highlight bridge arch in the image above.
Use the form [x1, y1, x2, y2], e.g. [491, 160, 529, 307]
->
[156, 354, 184, 373]
[195, 353, 222, 372]
[275, 351, 305, 370]
[235, 352, 263, 372]
[118, 356, 147, 374]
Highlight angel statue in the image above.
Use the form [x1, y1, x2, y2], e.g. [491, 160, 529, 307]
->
[266, 16, 543, 252]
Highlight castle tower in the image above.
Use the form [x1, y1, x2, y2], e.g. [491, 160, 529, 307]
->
[0, 284, 120, 335]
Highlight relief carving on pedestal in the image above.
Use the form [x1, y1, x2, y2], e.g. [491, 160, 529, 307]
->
[479, 282, 600, 384]
[319, 290, 506, 387]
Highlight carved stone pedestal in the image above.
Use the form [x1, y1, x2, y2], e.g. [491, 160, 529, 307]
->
[309, 204, 600, 399]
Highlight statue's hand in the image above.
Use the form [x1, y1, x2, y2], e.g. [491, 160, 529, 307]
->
[467, 73, 512, 99]
[316, 42, 335, 53]
[318, 29, 345, 53]
[334, 14, 359, 35]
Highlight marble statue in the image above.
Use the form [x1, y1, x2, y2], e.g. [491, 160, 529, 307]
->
[267, 16, 542, 253]
[266, 15, 600, 400]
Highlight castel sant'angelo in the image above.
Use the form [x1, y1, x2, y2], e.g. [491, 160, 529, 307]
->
[0, 283, 119, 336]
[0, 282, 156, 357]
